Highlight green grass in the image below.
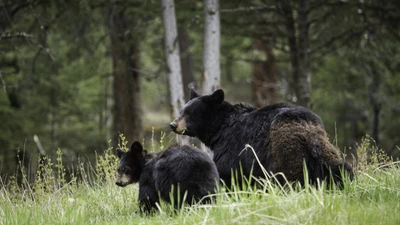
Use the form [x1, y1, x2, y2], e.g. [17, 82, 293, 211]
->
[1, 166, 400, 225]
[1, 137, 400, 225]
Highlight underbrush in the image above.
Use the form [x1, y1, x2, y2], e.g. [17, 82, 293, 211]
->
[0, 135, 399, 225]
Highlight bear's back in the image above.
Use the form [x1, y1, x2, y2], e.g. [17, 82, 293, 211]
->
[153, 145, 219, 203]
[237, 103, 323, 131]
[270, 104, 324, 128]
[230, 103, 296, 139]
[210, 102, 327, 185]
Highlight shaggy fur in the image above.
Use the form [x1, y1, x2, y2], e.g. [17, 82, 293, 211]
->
[116, 142, 219, 213]
[170, 89, 353, 188]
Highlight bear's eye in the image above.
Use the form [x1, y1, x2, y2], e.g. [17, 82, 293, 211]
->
[122, 167, 130, 174]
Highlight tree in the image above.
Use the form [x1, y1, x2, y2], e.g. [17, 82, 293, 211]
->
[202, 0, 221, 94]
[107, 5, 142, 145]
[161, 0, 189, 144]
[296, 0, 311, 108]
[161, 0, 185, 118]
[178, 27, 196, 101]
[1, 0, 400, 180]
[252, 39, 278, 107]
[276, 0, 311, 108]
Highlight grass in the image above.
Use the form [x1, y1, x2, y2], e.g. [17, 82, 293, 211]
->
[0, 136, 400, 225]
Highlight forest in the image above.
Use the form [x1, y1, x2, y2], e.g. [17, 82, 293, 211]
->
[1, 0, 399, 180]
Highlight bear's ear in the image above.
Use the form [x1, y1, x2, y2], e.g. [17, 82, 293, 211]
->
[190, 88, 200, 100]
[116, 147, 125, 159]
[209, 89, 224, 105]
[130, 141, 143, 155]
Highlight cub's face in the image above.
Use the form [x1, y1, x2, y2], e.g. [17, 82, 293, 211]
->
[170, 89, 225, 137]
[115, 142, 144, 187]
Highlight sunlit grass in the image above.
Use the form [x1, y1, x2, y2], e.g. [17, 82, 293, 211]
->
[0, 136, 399, 225]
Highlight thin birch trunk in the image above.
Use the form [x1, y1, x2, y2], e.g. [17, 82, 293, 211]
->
[161, 0, 189, 144]
[202, 0, 220, 95]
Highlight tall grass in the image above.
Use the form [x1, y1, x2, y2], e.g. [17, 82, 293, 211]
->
[0, 135, 399, 225]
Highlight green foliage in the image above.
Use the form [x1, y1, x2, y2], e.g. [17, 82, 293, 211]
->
[1, 0, 400, 185]
[312, 38, 400, 158]
[95, 137, 123, 185]
[33, 156, 55, 200]
[55, 149, 67, 188]
[355, 135, 393, 173]
[95, 145, 119, 186]
[0, 2, 399, 223]
[0, 140, 399, 224]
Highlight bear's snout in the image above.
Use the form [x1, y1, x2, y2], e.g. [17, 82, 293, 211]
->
[115, 181, 123, 187]
[170, 121, 178, 131]
[170, 117, 187, 134]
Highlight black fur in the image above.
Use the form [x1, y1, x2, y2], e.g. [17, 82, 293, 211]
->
[171, 89, 354, 188]
[116, 142, 219, 214]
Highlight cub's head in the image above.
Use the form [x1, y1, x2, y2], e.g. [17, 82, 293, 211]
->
[115, 141, 145, 187]
[170, 88, 225, 137]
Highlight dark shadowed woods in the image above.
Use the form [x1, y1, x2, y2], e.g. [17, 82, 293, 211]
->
[0, 0, 399, 179]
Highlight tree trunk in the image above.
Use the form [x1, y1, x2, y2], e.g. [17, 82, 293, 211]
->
[281, 1, 299, 103]
[296, 0, 311, 108]
[161, 0, 186, 118]
[368, 64, 381, 145]
[178, 27, 195, 101]
[202, 0, 220, 95]
[280, 0, 311, 108]
[161, 0, 189, 145]
[107, 7, 142, 145]
[252, 39, 278, 107]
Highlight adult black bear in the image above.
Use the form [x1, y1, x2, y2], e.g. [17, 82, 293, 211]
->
[170, 89, 353, 188]
[115, 141, 219, 213]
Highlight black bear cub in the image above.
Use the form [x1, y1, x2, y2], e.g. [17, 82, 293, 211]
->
[170, 89, 354, 188]
[115, 141, 219, 214]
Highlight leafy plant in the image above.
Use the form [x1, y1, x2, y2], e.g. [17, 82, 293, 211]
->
[354, 135, 393, 173]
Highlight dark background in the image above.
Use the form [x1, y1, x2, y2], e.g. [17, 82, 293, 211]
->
[1, 0, 399, 179]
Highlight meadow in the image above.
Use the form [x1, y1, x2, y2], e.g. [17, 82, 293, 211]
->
[0, 137, 399, 225]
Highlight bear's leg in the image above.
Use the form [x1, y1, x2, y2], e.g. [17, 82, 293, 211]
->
[138, 184, 159, 215]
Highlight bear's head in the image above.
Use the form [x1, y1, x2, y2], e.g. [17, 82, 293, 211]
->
[115, 141, 145, 187]
[170, 88, 225, 137]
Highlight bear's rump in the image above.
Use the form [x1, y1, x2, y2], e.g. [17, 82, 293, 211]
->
[266, 120, 342, 183]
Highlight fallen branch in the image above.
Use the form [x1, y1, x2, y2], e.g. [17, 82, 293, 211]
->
[0, 32, 33, 40]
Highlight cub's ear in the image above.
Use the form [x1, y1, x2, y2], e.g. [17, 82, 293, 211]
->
[116, 147, 125, 159]
[130, 141, 143, 154]
[209, 89, 224, 105]
[190, 88, 200, 100]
